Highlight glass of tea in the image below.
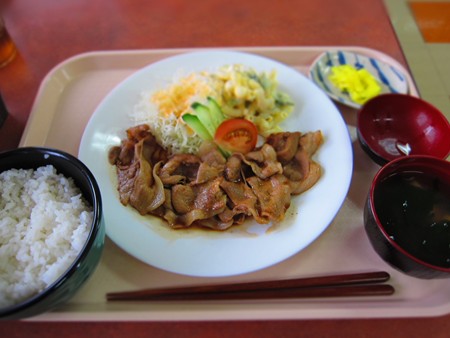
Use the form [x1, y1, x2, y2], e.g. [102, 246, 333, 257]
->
[0, 16, 16, 68]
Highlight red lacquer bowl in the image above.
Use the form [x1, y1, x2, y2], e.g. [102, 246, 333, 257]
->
[364, 155, 450, 279]
[357, 94, 450, 165]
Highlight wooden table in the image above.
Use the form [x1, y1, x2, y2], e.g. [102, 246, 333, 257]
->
[0, 0, 449, 337]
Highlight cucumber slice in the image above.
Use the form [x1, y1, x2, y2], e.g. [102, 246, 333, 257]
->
[182, 114, 213, 140]
[206, 97, 226, 130]
[182, 97, 226, 142]
[190, 102, 217, 137]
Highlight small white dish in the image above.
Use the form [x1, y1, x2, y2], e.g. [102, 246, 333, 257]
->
[309, 50, 409, 109]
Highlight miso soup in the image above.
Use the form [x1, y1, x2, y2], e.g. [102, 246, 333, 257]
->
[374, 171, 450, 268]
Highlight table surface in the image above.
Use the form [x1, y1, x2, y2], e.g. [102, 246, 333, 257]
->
[0, 0, 449, 337]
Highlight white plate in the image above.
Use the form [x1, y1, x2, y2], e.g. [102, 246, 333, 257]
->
[309, 50, 409, 109]
[79, 50, 353, 277]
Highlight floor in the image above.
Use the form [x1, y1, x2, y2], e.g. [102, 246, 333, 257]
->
[384, 0, 450, 116]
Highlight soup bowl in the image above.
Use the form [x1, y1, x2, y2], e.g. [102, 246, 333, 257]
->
[364, 155, 450, 279]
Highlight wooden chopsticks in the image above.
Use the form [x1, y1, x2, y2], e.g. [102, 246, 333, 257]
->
[106, 271, 395, 301]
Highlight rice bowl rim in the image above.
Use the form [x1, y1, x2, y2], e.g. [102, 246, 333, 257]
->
[0, 147, 103, 316]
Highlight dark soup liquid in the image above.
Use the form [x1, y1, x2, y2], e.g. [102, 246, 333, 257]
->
[374, 171, 450, 268]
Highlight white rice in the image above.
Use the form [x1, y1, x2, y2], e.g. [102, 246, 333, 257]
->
[0, 165, 93, 308]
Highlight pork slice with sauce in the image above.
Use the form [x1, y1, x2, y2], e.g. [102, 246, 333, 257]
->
[109, 125, 324, 231]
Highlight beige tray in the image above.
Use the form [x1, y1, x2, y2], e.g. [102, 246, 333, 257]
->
[20, 47, 450, 321]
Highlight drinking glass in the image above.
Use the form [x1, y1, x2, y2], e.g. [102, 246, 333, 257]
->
[0, 16, 16, 68]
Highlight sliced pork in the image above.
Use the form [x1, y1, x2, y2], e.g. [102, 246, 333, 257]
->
[109, 124, 323, 231]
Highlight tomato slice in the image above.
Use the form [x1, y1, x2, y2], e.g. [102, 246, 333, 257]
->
[214, 118, 258, 154]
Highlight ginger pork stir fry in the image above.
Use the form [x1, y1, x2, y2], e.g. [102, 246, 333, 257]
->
[109, 124, 323, 231]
